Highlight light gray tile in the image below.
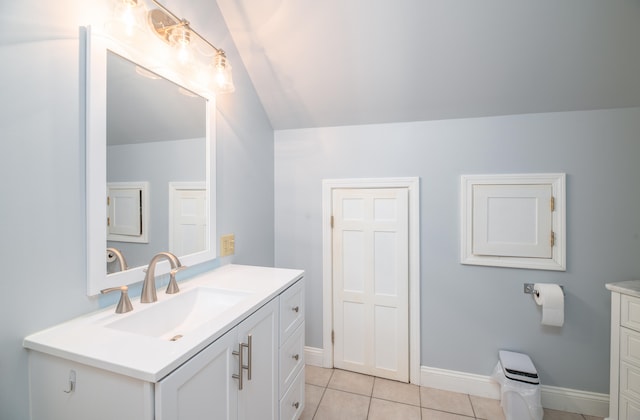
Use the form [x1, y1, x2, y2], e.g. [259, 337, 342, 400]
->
[305, 365, 334, 387]
[469, 395, 505, 419]
[420, 387, 475, 417]
[372, 377, 420, 406]
[313, 388, 370, 420]
[300, 384, 324, 420]
[328, 369, 375, 396]
[421, 408, 475, 419]
[368, 398, 421, 420]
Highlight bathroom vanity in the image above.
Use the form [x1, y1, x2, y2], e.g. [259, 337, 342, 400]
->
[606, 280, 640, 420]
[24, 265, 305, 420]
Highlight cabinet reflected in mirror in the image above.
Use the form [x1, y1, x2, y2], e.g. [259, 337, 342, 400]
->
[106, 52, 206, 272]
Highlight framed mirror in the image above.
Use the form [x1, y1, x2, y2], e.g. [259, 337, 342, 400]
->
[84, 27, 216, 295]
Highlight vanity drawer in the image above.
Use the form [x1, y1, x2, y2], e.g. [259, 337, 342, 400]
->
[621, 327, 640, 367]
[279, 368, 305, 420]
[621, 361, 640, 401]
[621, 295, 640, 332]
[280, 279, 304, 345]
[280, 322, 305, 397]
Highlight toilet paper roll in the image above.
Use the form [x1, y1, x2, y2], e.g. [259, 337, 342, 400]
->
[534, 283, 564, 327]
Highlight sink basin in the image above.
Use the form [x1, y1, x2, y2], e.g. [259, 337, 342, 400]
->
[106, 287, 250, 340]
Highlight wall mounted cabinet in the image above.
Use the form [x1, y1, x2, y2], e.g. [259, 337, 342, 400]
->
[460, 173, 566, 271]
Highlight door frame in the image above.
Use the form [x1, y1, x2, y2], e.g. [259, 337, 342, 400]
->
[322, 177, 420, 384]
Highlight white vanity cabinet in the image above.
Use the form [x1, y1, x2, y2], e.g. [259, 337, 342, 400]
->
[156, 298, 278, 420]
[606, 281, 640, 420]
[25, 266, 304, 420]
[28, 351, 155, 420]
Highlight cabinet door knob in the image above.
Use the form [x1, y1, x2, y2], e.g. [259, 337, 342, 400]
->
[292, 354, 299, 361]
[292, 401, 300, 409]
[292, 306, 299, 313]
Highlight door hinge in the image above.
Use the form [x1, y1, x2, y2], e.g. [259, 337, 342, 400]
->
[331, 330, 335, 344]
[331, 216, 334, 229]
[551, 231, 555, 247]
[550, 196, 555, 212]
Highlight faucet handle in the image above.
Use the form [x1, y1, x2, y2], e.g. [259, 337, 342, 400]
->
[101, 285, 134, 314]
[166, 266, 188, 295]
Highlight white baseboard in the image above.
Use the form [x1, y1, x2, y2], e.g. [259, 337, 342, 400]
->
[304, 346, 325, 367]
[304, 347, 609, 418]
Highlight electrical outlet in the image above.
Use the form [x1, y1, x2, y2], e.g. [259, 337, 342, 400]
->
[220, 234, 235, 257]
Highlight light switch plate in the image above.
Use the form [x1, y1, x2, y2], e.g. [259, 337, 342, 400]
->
[220, 234, 235, 257]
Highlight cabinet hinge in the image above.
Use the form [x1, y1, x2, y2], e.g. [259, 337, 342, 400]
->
[331, 330, 335, 344]
[550, 196, 555, 212]
[551, 231, 555, 247]
[107, 217, 110, 227]
[331, 216, 334, 229]
[107, 196, 110, 206]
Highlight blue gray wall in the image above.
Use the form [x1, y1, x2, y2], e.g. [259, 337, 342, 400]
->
[274, 108, 640, 393]
[0, 0, 274, 418]
[107, 138, 205, 269]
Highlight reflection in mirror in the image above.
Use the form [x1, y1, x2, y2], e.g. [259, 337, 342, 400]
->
[106, 51, 207, 273]
[84, 26, 216, 296]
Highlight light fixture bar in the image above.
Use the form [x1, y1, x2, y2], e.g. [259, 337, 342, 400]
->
[149, 0, 224, 56]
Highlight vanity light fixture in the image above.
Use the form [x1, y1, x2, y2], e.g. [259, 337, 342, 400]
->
[147, 0, 235, 93]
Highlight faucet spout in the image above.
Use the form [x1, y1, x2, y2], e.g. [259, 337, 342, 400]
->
[140, 252, 185, 303]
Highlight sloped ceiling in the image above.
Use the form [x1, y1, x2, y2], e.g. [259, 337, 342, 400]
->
[216, 0, 640, 130]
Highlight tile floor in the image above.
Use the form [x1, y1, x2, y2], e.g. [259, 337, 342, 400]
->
[301, 366, 604, 420]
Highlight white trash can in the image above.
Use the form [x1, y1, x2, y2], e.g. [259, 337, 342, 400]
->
[492, 350, 543, 420]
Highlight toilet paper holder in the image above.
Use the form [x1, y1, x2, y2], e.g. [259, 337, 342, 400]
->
[524, 283, 564, 297]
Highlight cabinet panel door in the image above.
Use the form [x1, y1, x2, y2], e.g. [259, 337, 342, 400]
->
[237, 299, 279, 420]
[156, 329, 238, 420]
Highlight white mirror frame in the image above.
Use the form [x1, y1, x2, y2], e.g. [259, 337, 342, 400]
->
[83, 26, 216, 296]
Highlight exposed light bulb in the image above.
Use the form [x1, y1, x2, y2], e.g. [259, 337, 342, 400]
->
[213, 51, 234, 93]
[116, 0, 141, 37]
[177, 43, 190, 64]
[215, 67, 226, 88]
[169, 26, 191, 65]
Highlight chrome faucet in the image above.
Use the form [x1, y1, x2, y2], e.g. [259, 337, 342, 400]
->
[107, 247, 128, 272]
[140, 252, 186, 303]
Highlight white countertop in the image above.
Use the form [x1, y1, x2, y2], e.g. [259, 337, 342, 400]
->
[23, 264, 304, 383]
[606, 280, 640, 298]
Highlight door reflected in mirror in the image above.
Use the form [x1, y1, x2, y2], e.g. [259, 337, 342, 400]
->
[106, 51, 207, 273]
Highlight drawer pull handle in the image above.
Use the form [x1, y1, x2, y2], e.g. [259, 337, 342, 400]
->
[292, 402, 300, 409]
[246, 334, 253, 381]
[292, 306, 299, 313]
[292, 354, 299, 361]
[232, 341, 247, 390]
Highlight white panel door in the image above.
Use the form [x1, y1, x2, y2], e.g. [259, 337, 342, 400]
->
[332, 188, 409, 381]
[169, 184, 207, 256]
